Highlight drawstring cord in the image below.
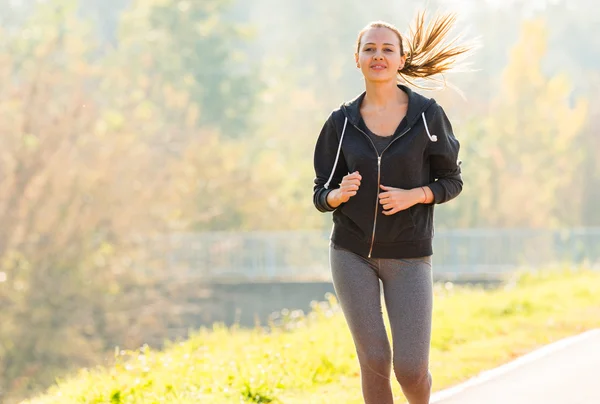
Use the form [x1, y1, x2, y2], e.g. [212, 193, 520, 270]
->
[324, 117, 348, 189]
[422, 112, 437, 142]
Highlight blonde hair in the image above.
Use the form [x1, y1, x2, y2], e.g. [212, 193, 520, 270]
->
[356, 11, 475, 90]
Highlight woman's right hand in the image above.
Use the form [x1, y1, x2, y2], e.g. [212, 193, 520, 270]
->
[327, 171, 362, 208]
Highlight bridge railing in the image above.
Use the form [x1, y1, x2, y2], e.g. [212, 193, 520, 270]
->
[143, 228, 600, 281]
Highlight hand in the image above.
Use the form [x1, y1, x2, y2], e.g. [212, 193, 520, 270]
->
[378, 185, 421, 215]
[330, 171, 362, 205]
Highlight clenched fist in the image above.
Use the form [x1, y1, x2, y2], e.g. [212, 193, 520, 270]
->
[327, 171, 362, 208]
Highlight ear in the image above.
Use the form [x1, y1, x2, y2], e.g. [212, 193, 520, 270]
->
[399, 53, 407, 70]
[355, 52, 359, 68]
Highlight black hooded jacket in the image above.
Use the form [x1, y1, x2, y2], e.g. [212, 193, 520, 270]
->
[312, 84, 463, 259]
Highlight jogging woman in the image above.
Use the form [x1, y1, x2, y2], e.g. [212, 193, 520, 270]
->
[312, 12, 473, 404]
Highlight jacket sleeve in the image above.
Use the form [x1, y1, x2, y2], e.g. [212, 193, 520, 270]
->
[425, 104, 463, 204]
[312, 113, 349, 212]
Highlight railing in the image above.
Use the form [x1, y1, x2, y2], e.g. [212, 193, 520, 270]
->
[150, 228, 600, 281]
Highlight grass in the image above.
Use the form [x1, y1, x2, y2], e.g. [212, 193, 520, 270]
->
[24, 267, 600, 404]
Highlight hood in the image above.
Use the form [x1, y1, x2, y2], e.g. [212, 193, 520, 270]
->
[340, 84, 436, 129]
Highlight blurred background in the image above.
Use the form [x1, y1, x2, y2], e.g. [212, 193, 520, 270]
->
[0, 0, 599, 402]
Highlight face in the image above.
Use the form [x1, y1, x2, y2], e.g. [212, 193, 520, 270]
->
[355, 27, 406, 83]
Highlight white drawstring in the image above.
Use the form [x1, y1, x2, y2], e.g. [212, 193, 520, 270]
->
[422, 112, 437, 142]
[324, 117, 348, 189]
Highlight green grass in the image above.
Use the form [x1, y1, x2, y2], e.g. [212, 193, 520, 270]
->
[24, 268, 600, 404]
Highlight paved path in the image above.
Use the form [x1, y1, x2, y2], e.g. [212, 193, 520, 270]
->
[430, 329, 600, 404]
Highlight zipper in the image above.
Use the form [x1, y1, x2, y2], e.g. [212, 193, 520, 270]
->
[350, 123, 412, 258]
[369, 155, 381, 257]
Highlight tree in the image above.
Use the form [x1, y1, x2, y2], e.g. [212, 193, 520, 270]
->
[0, 1, 187, 401]
[452, 19, 588, 228]
[115, 0, 259, 138]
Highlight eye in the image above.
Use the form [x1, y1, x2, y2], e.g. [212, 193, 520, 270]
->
[384, 48, 394, 52]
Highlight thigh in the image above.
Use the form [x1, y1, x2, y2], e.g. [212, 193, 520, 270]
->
[379, 257, 433, 365]
[329, 244, 389, 351]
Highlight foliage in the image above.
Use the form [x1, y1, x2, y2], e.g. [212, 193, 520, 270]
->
[448, 19, 588, 228]
[121, 0, 259, 137]
[0, 1, 197, 401]
[22, 269, 600, 404]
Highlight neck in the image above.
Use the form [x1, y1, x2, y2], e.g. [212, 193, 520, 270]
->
[363, 80, 404, 109]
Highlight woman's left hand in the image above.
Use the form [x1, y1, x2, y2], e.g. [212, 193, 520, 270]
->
[378, 185, 422, 215]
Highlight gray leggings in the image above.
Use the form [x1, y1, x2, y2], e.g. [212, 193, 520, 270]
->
[330, 243, 433, 404]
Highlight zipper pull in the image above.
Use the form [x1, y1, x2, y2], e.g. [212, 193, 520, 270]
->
[377, 156, 381, 166]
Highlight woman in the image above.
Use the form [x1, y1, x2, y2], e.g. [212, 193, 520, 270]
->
[312, 12, 474, 404]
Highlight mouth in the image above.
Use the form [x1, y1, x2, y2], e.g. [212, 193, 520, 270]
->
[370, 65, 387, 70]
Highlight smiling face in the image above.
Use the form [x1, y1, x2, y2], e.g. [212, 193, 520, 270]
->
[355, 26, 407, 83]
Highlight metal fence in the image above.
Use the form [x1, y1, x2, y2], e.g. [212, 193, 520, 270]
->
[149, 228, 600, 281]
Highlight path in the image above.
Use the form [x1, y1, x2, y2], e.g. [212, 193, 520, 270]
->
[430, 329, 600, 404]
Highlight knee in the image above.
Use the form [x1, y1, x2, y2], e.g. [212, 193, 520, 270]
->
[358, 348, 391, 375]
[393, 362, 430, 390]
